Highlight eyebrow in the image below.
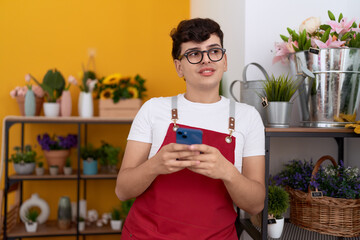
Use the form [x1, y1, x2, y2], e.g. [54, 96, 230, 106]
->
[184, 43, 222, 53]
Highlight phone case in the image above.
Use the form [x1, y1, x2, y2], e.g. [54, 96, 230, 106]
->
[176, 128, 203, 145]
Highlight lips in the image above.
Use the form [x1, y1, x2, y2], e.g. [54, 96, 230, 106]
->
[199, 68, 215, 76]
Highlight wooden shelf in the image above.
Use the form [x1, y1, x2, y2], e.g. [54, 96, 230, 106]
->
[81, 173, 117, 179]
[9, 172, 118, 181]
[7, 220, 76, 238]
[4, 115, 134, 124]
[80, 223, 121, 235]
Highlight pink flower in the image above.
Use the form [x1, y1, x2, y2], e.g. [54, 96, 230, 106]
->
[314, 36, 346, 49]
[10, 90, 17, 98]
[86, 79, 98, 92]
[32, 85, 45, 98]
[17, 87, 27, 97]
[25, 74, 31, 82]
[68, 75, 78, 85]
[273, 39, 298, 64]
[328, 17, 356, 35]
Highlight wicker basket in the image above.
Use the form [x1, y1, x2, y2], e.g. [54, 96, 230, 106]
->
[287, 155, 360, 237]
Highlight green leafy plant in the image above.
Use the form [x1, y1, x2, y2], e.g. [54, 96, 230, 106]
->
[268, 185, 289, 219]
[94, 74, 146, 103]
[80, 70, 97, 93]
[111, 207, 122, 220]
[78, 216, 85, 222]
[260, 74, 300, 102]
[80, 144, 100, 160]
[25, 208, 39, 223]
[98, 141, 121, 166]
[121, 198, 135, 218]
[37, 161, 43, 168]
[65, 157, 71, 167]
[9, 145, 38, 164]
[29, 69, 66, 102]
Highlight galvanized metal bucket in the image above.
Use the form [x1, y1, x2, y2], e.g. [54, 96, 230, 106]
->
[291, 48, 360, 127]
[230, 63, 269, 124]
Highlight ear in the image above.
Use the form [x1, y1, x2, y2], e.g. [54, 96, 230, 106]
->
[174, 59, 184, 78]
[223, 54, 228, 72]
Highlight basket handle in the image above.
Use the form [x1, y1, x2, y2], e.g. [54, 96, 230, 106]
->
[306, 155, 337, 203]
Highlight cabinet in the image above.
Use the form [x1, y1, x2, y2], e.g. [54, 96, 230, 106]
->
[239, 127, 360, 240]
[2, 116, 133, 239]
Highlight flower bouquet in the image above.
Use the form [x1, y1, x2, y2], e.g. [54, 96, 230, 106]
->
[273, 155, 360, 237]
[95, 74, 146, 117]
[37, 133, 77, 173]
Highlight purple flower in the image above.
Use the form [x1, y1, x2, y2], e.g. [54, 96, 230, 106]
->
[37, 133, 77, 150]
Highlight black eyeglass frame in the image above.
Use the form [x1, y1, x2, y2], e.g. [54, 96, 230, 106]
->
[178, 47, 226, 64]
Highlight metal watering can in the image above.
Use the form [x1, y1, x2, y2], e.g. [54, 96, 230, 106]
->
[291, 48, 360, 127]
[229, 63, 269, 124]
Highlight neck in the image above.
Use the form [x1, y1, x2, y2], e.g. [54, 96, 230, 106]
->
[184, 89, 221, 103]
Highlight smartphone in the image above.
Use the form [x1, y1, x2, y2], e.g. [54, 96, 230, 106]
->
[176, 128, 203, 145]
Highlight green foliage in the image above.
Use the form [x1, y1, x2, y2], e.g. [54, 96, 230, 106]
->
[41, 69, 66, 102]
[37, 161, 43, 168]
[80, 144, 100, 160]
[268, 185, 289, 219]
[9, 145, 38, 164]
[98, 141, 121, 166]
[260, 74, 300, 102]
[65, 157, 71, 167]
[80, 70, 97, 92]
[111, 207, 122, 220]
[121, 198, 135, 218]
[26, 208, 39, 223]
[78, 216, 85, 222]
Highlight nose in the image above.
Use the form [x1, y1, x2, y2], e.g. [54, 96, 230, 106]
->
[201, 51, 211, 64]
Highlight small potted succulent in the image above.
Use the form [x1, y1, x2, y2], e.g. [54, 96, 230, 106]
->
[9, 145, 38, 175]
[63, 157, 72, 175]
[25, 208, 39, 232]
[98, 141, 121, 173]
[81, 144, 99, 175]
[49, 165, 59, 176]
[110, 207, 123, 230]
[267, 185, 290, 239]
[78, 216, 85, 231]
[35, 161, 45, 176]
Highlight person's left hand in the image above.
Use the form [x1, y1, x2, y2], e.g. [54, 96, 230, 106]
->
[182, 144, 233, 180]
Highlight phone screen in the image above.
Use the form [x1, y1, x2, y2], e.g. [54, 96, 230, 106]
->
[176, 128, 203, 145]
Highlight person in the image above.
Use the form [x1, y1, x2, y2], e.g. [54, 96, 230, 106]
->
[115, 18, 265, 240]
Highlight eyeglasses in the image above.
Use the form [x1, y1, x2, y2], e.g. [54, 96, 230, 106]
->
[178, 47, 226, 64]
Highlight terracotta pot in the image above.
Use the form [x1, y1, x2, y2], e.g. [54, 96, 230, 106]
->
[43, 150, 70, 174]
[15, 96, 44, 116]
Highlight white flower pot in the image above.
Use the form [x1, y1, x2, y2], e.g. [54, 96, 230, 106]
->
[43, 102, 60, 117]
[110, 220, 122, 230]
[79, 92, 93, 117]
[35, 167, 44, 176]
[20, 193, 50, 224]
[49, 167, 59, 176]
[25, 222, 38, 232]
[63, 167, 72, 175]
[268, 217, 285, 239]
[13, 162, 35, 175]
[78, 221, 85, 231]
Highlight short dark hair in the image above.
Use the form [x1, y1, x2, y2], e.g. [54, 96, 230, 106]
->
[170, 18, 224, 60]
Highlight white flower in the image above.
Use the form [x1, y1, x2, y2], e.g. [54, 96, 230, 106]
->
[86, 79, 98, 92]
[68, 75, 78, 85]
[299, 17, 321, 34]
[25, 74, 31, 82]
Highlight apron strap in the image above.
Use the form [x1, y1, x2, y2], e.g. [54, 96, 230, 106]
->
[171, 96, 236, 144]
[171, 96, 179, 131]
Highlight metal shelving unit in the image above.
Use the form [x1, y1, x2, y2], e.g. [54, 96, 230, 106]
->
[239, 127, 360, 240]
[2, 116, 133, 239]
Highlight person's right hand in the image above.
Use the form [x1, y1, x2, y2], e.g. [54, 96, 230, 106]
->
[149, 143, 201, 175]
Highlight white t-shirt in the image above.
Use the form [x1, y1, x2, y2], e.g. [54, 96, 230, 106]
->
[128, 94, 265, 171]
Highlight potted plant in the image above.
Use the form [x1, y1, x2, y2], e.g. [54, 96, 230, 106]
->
[94, 74, 146, 117]
[37, 133, 77, 173]
[259, 74, 300, 127]
[267, 185, 289, 239]
[63, 157, 72, 175]
[110, 207, 123, 230]
[9, 145, 38, 175]
[81, 144, 99, 175]
[28, 69, 66, 117]
[98, 141, 121, 173]
[25, 208, 40, 232]
[78, 68, 98, 117]
[35, 161, 45, 176]
[78, 216, 85, 231]
[273, 10, 360, 127]
[49, 165, 59, 176]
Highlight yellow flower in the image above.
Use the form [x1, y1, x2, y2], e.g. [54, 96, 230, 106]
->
[128, 87, 138, 98]
[100, 89, 114, 99]
[355, 125, 360, 134]
[103, 73, 121, 85]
